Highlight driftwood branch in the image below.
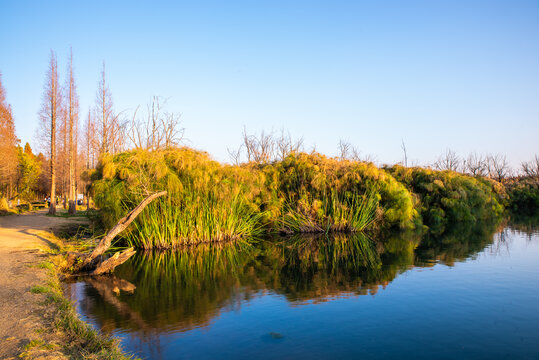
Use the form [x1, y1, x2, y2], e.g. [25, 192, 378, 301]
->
[91, 247, 137, 275]
[70, 191, 167, 274]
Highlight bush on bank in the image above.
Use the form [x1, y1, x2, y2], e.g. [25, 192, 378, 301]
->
[386, 165, 504, 234]
[92, 148, 514, 248]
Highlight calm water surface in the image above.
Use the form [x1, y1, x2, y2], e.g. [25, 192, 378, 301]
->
[67, 220, 539, 359]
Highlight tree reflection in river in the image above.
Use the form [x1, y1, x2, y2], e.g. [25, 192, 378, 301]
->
[74, 220, 509, 339]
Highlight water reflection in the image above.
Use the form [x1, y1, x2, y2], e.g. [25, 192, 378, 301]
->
[70, 220, 521, 339]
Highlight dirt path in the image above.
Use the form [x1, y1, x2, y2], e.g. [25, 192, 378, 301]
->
[0, 210, 87, 359]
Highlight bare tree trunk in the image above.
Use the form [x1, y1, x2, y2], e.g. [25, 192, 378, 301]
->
[72, 191, 167, 273]
[48, 53, 58, 216]
[68, 49, 77, 215]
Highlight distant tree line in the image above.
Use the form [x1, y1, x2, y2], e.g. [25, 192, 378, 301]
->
[432, 148, 538, 182]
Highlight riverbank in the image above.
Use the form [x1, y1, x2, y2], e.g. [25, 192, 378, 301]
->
[0, 210, 129, 359]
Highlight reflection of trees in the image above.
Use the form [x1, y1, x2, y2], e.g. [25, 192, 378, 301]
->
[76, 221, 503, 338]
[252, 233, 390, 302]
[414, 220, 502, 266]
[508, 214, 539, 238]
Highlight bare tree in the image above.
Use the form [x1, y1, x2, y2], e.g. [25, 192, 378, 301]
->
[229, 128, 303, 164]
[95, 62, 125, 155]
[227, 146, 243, 166]
[337, 139, 374, 162]
[401, 139, 408, 167]
[162, 111, 184, 148]
[275, 129, 303, 161]
[521, 155, 539, 177]
[487, 154, 510, 182]
[242, 128, 274, 163]
[65, 48, 79, 214]
[464, 152, 487, 176]
[128, 96, 184, 150]
[38, 51, 62, 215]
[83, 109, 96, 209]
[338, 139, 351, 160]
[434, 149, 461, 171]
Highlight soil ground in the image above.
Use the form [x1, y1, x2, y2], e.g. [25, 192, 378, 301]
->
[0, 209, 87, 359]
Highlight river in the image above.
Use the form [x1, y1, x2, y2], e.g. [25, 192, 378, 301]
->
[67, 219, 539, 359]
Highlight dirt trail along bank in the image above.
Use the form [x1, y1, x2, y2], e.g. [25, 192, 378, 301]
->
[0, 210, 87, 359]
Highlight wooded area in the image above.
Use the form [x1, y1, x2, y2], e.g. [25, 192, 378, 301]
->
[0, 50, 183, 214]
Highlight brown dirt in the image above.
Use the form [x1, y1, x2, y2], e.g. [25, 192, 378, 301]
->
[0, 209, 88, 359]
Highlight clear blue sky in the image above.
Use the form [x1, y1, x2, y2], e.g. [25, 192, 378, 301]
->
[1, 0, 538, 167]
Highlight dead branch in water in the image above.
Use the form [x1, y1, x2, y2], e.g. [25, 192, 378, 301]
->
[69, 191, 167, 274]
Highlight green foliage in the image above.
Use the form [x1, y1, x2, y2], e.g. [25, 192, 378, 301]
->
[94, 148, 266, 248]
[92, 148, 511, 248]
[387, 165, 504, 234]
[16, 144, 42, 201]
[92, 149, 418, 248]
[505, 177, 539, 214]
[0, 197, 8, 210]
[259, 153, 417, 230]
[30, 285, 50, 294]
[279, 188, 379, 233]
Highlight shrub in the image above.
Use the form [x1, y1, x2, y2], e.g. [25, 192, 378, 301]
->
[387, 166, 504, 234]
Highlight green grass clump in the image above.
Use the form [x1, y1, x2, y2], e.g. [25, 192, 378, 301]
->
[504, 177, 539, 214]
[92, 148, 510, 248]
[259, 152, 417, 230]
[30, 285, 50, 294]
[387, 165, 504, 234]
[128, 189, 264, 249]
[279, 188, 379, 233]
[92, 148, 417, 249]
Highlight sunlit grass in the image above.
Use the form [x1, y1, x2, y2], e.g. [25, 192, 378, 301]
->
[280, 188, 379, 234]
[125, 188, 265, 249]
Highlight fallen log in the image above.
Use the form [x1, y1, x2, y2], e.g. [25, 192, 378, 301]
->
[69, 191, 167, 274]
[91, 247, 137, 275]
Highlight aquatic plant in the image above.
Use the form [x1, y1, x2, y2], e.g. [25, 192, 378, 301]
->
[279, 188, 379, 234]
[387, 165, 504, 234]
[92, 148, 417, 248]
[504, 177, 539, 214]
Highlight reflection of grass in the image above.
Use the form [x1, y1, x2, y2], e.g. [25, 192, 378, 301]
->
[94, 234, 388, 331]
[508, 213, 539, 236]
[414, 219, 502, 266]
[283, 232, 381, 272]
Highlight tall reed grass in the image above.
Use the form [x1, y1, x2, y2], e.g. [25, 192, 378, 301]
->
[279, 188, 379, 234]
[125, 187, 265, 249]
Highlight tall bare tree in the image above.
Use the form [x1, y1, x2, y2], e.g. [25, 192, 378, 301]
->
[83, 109, 96, 209]
[65, 48, 79, 214]
[338, 139, 351, 160]
[95, 62, 124, 156]
[275, 129, 303, 161]
[38, 51, 62, 215]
